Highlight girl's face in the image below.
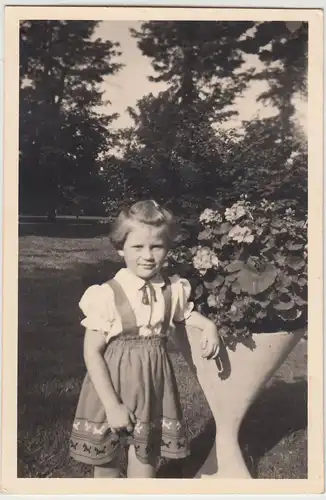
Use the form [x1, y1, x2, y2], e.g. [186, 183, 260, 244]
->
[118, 222, 169, 280]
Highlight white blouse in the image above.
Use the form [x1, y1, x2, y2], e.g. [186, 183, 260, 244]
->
[79, 268, 194, 343]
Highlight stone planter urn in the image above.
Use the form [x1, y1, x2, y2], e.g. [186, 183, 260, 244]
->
[172, 323, 306, 478]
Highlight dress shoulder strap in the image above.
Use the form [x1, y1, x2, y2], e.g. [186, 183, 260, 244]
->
[162, 278, 172, 334]
[106, 279, 137, 334]
[107, 277, 172, 335]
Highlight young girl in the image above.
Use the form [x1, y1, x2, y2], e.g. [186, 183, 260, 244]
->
[70, 200, 220, 478]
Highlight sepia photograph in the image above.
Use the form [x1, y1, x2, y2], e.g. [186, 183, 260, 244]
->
[1, 5, 324, 496]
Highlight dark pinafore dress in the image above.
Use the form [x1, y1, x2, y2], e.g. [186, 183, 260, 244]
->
[70, 277, 189, 466]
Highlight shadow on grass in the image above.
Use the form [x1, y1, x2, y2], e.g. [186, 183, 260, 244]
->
[79, 259, 123, 288]
[19, 220, 111, 239]
[19, 217, 197, 241]
[157, 378, 307, 478]
[239, 377, 307, 478]
[18, 244, 307, 479]
[18, 256, 126, 478]
[18, 258, 123, 384]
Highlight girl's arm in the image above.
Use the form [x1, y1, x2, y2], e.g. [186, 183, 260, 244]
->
[185, 310, 215, 331]
[83, 329, 136, 431]
[185, 311, 220, 359]
[84, 329, 120, 410]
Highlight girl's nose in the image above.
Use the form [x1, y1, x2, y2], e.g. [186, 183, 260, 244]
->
[142, 247, 153, 260]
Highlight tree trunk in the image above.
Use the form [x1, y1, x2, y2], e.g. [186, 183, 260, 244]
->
[47, 206, 57, 223]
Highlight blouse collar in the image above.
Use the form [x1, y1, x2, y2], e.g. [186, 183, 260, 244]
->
[115, 267, 166, 291]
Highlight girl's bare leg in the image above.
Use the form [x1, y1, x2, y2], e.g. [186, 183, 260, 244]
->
[127, 445, 157, 478]
[94, 455, 121, 478]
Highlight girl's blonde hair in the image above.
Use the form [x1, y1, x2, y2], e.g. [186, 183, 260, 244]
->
[110, 200, 178, 250]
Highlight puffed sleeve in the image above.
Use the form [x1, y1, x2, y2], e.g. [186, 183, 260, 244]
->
[79, 283, 116, 334]
[170, 275, 194, 323]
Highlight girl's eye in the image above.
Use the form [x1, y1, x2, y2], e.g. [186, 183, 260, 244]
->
[133, 245, 143, 249]
[152, 245, 164, 250]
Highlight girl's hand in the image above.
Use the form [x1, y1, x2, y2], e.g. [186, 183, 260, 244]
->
[106, 403, 137, 434]
[201, 325, 220, 359]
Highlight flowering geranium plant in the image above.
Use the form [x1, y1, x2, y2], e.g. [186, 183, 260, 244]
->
[168, 196, 307, 349]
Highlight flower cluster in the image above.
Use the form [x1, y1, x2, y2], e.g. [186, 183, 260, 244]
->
[228, 225, 254, 243]
[168, 198, 307, 349]
[224, 201, 247, 222]
[199, 208, 222, 225]
[192, 246, 219, 276]
[260, 199, 276, 211]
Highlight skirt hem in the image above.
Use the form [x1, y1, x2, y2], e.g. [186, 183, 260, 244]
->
[70, 450, 120, 466]
[70, 447, 190, 467]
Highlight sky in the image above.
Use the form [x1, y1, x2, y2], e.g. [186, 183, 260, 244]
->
[95, 21, 307, 134]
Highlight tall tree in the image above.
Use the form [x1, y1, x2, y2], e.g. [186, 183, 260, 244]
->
[234, 21, 308, 206]
[117, 90, 242, 205]
[211, 113, 307, 209]
[128, 21, 256, 198]
[19, 20, 122, 218]
[131, 21, 255, 121]
[241, 21, 308, 135]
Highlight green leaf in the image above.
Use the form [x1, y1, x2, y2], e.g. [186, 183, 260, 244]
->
[262, 236, 276, 251]
[231, 281, 242, 295]
[273, 296, 295, 311]
[215, 222, 232, 235]
[218, 325, 231, 338]
[203, 275, 224, 289]
[227, 308, 244, 322]
[292, 283, 307, 301]
[225, 260, 244, 272]
[291, 275, 307, 287]
[286, 241, 304, 251]
[218, 286, 228, 300]
[225, 273, 239, 284]
[271, 218, 283, 228]
[247, 256, 261, 269]
[212, 241, 222, 250]
[294, 295, 307, 307]
[286, 256, 305, 271]
[237, 263, 278, 295]
[221, 234, 229, 246]
[274, 253, 286, 266]
[198, 228, 213, 241]
[195, 284, 204, 300]
[276, 309, 303, 321]
[253, 299, 270, 309]
[278, 273, 292, 288]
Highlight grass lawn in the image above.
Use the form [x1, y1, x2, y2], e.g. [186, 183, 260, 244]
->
[18, 221, 307, 479]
